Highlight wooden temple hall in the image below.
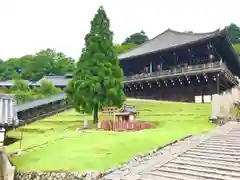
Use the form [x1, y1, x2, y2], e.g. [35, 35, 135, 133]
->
[119, 28, 240, 102]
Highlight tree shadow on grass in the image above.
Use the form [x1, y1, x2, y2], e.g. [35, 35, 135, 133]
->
[4, 136, 21, 146]
[149, 113, 195, 116]
[56, 113, 91, 117]
[17, 128, 47, 134]
[138, 109, 153, 112]
[40, 120, 97, 130]
[40, 120, 82, 125]
[138, 120, 163, 127]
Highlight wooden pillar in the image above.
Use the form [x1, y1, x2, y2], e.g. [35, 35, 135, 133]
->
[216, 73, 220, 94]
[149, 62, 153, 73]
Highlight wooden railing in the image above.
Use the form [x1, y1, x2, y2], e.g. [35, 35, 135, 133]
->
[124, 61, 223, 82]
[221, 63, 238, 84]
[100, 120, 153, 131]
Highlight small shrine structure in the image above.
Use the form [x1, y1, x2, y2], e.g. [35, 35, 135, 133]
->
[114, 105, 137, 122]
[100, 104, 152, 131]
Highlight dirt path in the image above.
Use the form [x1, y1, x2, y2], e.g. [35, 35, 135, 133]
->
[103, 122, 240, 180]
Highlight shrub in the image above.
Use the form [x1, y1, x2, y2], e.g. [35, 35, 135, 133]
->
[35, 80, 61, 97]
[14, 90, 34, 104]
[11, 80, 29, 92]
[0, 87, 11, 94]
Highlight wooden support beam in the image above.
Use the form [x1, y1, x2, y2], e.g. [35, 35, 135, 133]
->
[216, 73, 220, 94]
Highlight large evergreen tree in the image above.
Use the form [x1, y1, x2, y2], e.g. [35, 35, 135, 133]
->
[66, 6, 125, 124]
[228, 23, 240, 44]
[122, 30, 149, 45]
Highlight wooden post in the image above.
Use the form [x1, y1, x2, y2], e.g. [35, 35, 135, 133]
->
[0, 128, 5, 147]
[216, 76, 219, 94]
[19, 130, 23, 150]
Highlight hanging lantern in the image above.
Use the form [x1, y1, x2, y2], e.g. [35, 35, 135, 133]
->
[209, 54, 214, 60]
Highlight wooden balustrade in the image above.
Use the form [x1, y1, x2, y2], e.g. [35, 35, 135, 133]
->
[124, 61, 224, 82]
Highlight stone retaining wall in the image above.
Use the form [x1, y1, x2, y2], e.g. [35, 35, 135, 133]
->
[14, 171, 84, 180]
[14, 170, 104, 180]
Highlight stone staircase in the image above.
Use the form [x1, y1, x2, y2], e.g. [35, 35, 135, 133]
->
[103, 122, 240, 180]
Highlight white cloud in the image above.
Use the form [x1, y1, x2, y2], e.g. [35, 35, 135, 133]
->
[0, 0, 239, 60]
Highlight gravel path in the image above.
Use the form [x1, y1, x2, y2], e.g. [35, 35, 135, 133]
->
[102, 122, 240, 180]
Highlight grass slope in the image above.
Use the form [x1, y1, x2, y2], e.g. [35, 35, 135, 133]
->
[6, 100, 214, 172]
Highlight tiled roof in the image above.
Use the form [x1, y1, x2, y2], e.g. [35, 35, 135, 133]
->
[36, 76, 72, 87]
[118, 28, 225, 60]
[0, 93, 15, 100]
[0, 80, 34, 87]
[16, 93, 66, 112]
[122, 104, 136, 113]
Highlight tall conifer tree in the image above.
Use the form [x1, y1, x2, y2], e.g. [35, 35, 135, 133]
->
[66, 6, 125, 123]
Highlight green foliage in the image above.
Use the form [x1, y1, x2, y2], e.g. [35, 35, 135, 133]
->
[0, 79, 62, 104]
[0, 87, 11, 94]
[228, 23, 240, 44]
[233, 44, 240, 55]
[11, 79, 29, 92]
[66, 6, 126, 123]
[0, 49, 75, 81]
[14, 90, 35, 104]
[35, 80, 62, 96]
[122, 30, 149, 45]
[114, 43, 137, 54]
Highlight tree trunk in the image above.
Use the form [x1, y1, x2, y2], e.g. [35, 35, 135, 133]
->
[93, 103, 99, 124]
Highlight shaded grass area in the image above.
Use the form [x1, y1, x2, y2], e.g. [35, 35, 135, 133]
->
[6, 100, 214, 172]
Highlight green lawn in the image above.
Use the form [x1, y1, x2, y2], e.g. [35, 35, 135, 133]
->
[6, 100, 214, 172]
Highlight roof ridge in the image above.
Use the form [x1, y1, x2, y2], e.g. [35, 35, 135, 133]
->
[167, 28, 221, 35]
[44, 76, 65, 78]
[118, 29, 170, 58]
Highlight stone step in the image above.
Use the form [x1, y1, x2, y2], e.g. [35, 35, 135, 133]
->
[140, 173, 180, 180]
[181, 154, 240, 163]
[200, 142, 240, 147]
[176, 156, 240, 167]
[211, 133, 240, 139]
[155, 166, 239, 180]
[195, 146, 240, 152]
[208, 137, 240, 141]
[144, 171, 209, 180]
[185, 151, 240, 159]
[204, 139, 240, 143]
[164, 162, 240, 177]
[197, 144, 240, 150]
[171, 159, 240, 172]
[188, 148, 240, 156]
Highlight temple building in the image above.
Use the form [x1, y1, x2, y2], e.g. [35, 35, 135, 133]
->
[120, 28, 240, 102]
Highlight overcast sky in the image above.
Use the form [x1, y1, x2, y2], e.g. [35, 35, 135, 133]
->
[0, 0, 240, 60]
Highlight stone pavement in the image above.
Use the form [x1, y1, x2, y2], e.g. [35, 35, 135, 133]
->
[102, 122, 240, 180]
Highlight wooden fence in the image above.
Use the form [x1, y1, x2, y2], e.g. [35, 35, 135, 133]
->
[211, 86, 240, 121]
[100, 120, 153, 131]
